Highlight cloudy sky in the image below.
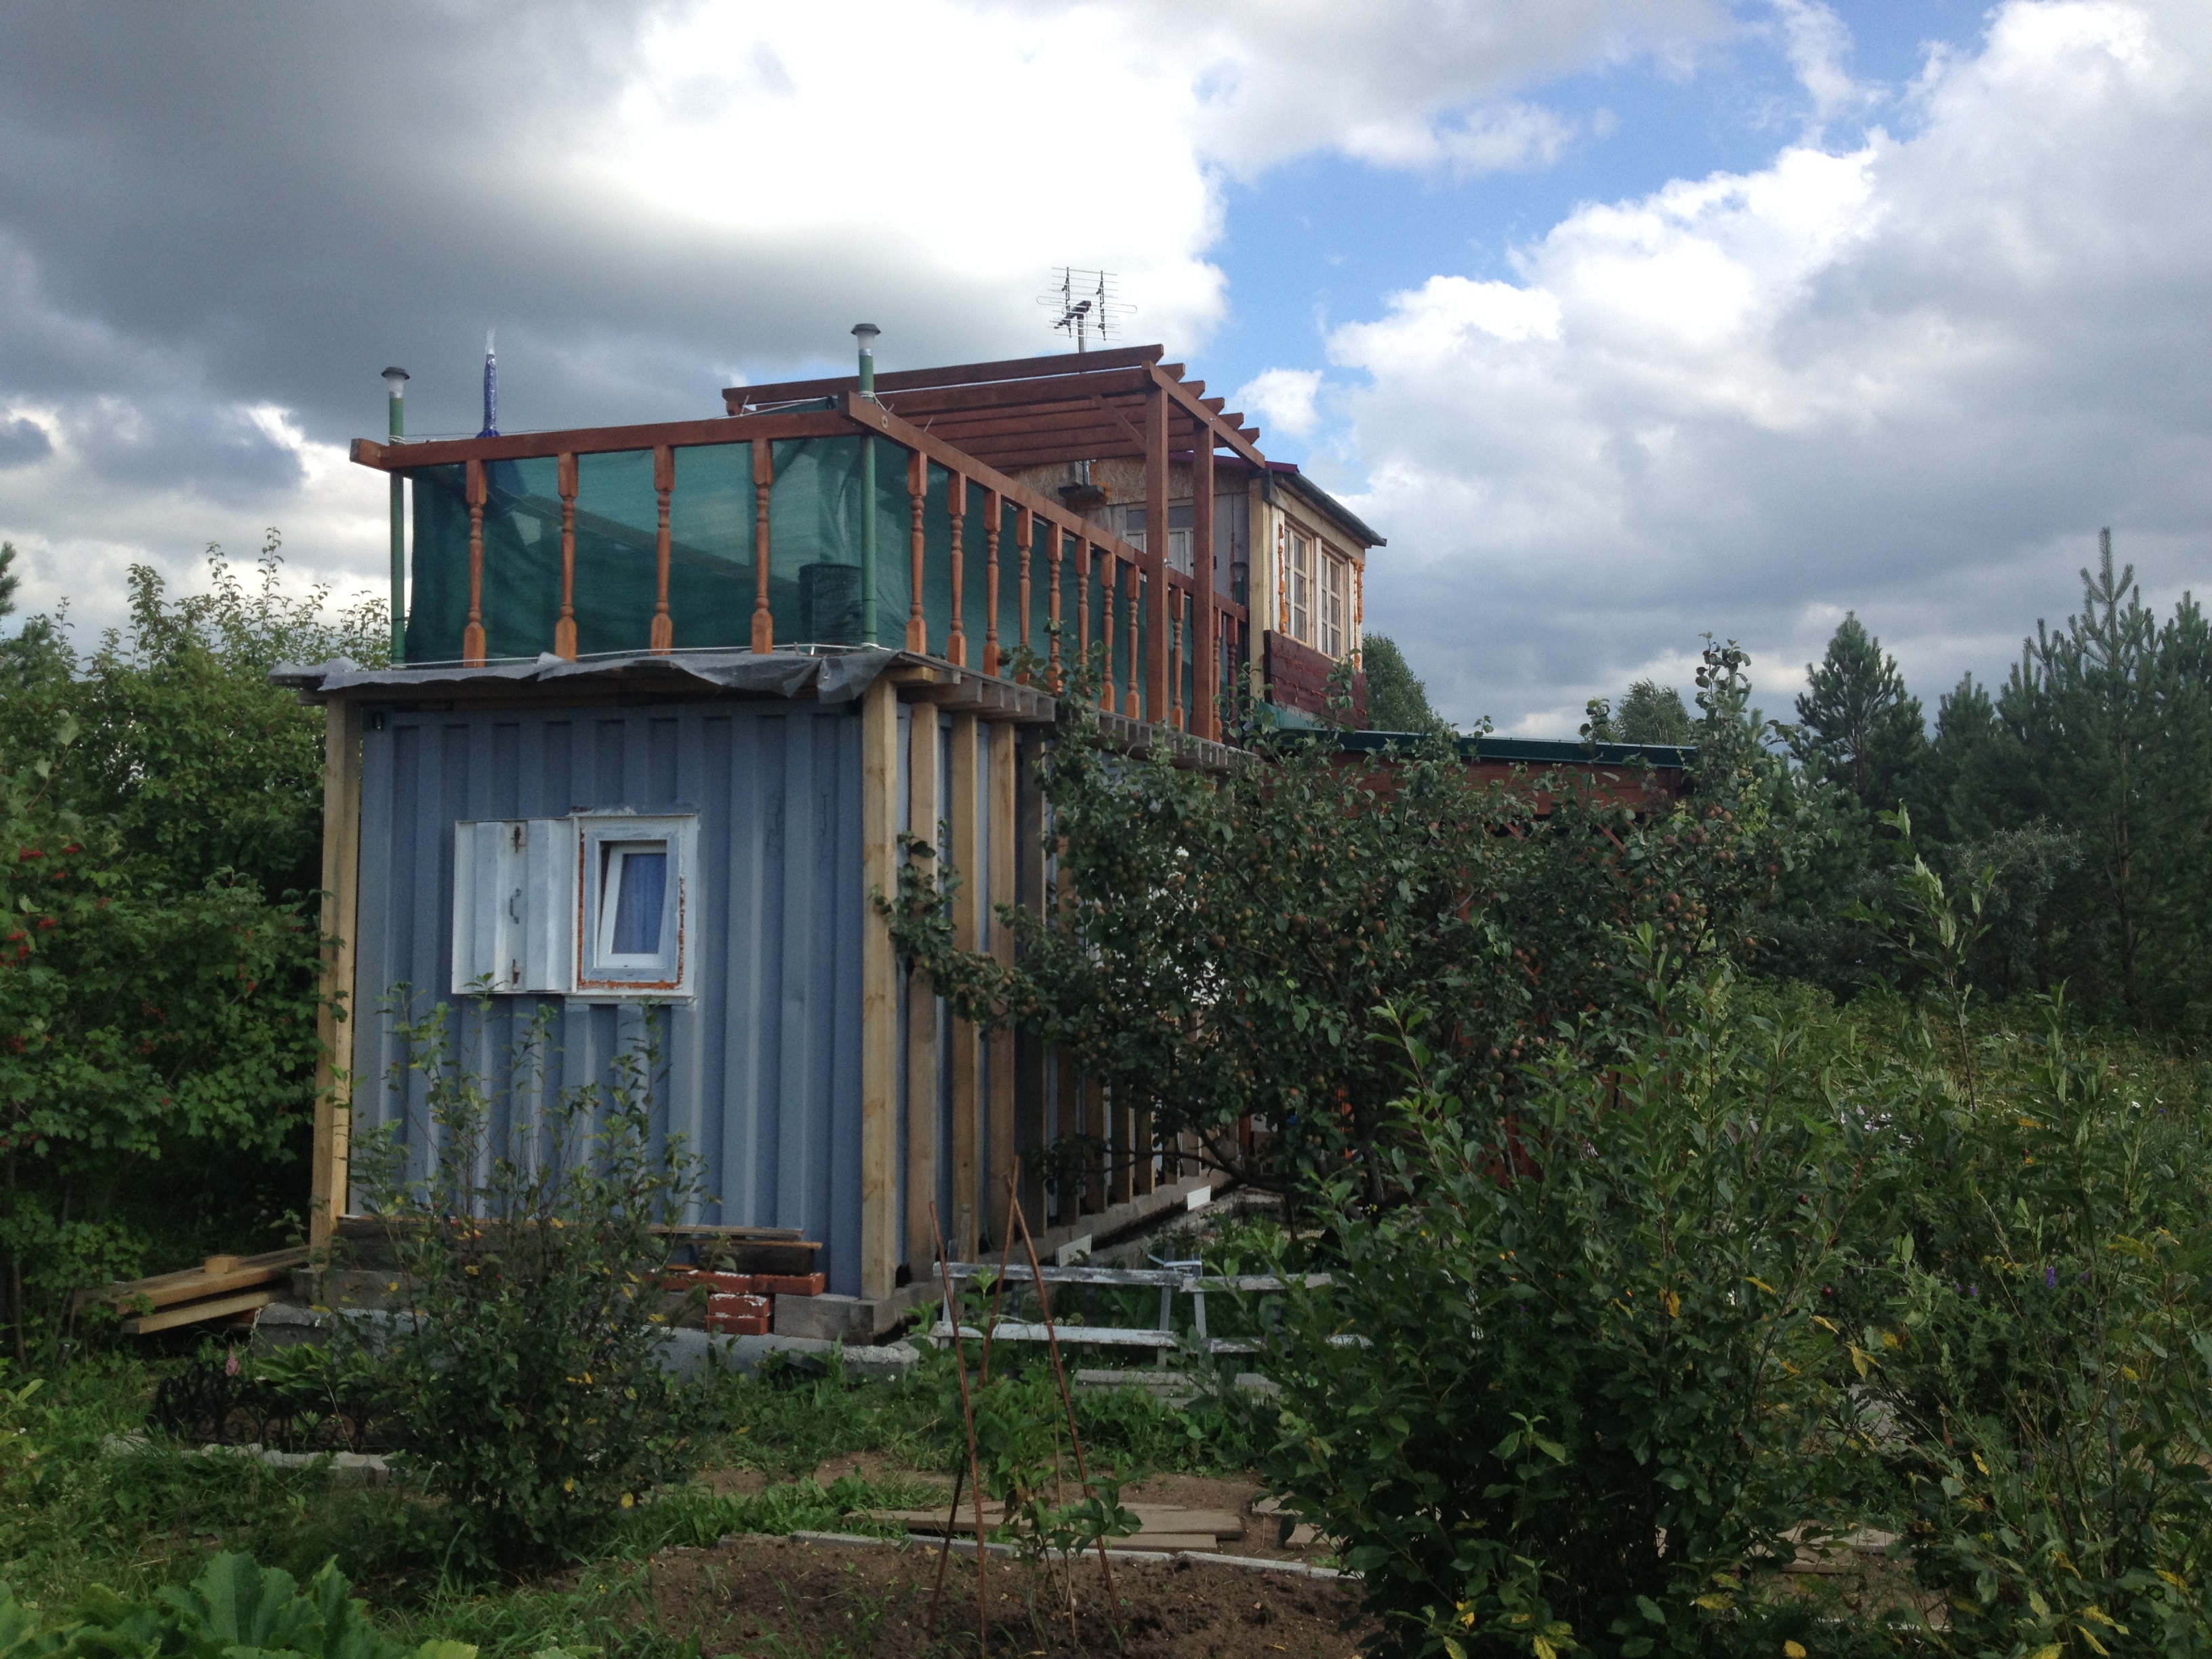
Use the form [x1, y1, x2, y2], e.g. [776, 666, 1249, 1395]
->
[1, 0, 2206, 733]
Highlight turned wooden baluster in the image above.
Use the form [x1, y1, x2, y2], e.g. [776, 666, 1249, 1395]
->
[1016, 506, 1033, 674]
[464, 458, 488, 665]
[651, 444, 674, 654]
[906, 449, 928, 654]
[1170, 587, 1184, 731]
[1075, 533, 1090, 689]
[1046, 521, 1063, 686]
[982, 488, 1002, 676]
[751, 438, 775, 653]
[554, 453, 579, 661]
[946, 472, 967, 667]
[1100, 551, 1117, 711]
[1124, 562, 1141, 719]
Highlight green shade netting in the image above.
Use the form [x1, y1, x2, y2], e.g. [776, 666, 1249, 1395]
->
[402, 438, 1206, 720]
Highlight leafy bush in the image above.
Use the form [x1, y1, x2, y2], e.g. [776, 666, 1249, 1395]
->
[344, 1000, 707, 1572]
[0, 1551, 470, 1659]
[1249, 939, 1870, 1658]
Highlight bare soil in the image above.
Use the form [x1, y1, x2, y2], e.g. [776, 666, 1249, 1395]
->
[642, 1533, 1370, 1659]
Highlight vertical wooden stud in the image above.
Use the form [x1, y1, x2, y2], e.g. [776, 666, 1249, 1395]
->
[906, 449, 928, 654]
[1111, 1093, 1134, 1206]
[1123, 564, 1141, 719]
[1015, 504, 1033, 669]
[1045, 521, 1063, 682]
[651, 444, 674, 654]
[905, 704, 943, 1275]
[751, 438, 775, 653]
[1081, 1068, 1105, 1214]
[1193, 439, 1216, 741]
[981, 491, 1002, 676]
[1170, 588, 1184, 731]
[554, 452, 579, 661]
[1100, 554, 1117, 711]
[859, 677, 901, 1303]
[947, 713, 983, 1262]
[309, 698, 363, 1248]
[946, 474, 968, 666]
[1143, 376, 1170, 720]
[987, 720, 1020, 1246]
[464, 458, 487, 665]
[1134, 1107, 1155, 1196]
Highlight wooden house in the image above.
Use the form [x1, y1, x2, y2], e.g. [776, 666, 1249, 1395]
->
[289, 344, 1373, 1338]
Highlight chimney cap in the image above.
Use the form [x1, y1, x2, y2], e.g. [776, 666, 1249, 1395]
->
[381, 365, 411, 388]
[851, 322, 880, 342]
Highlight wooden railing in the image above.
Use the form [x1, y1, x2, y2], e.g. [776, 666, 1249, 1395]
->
[352, 394, 1252, 741]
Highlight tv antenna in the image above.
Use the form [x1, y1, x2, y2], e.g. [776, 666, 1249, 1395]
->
[1039, 268, 1134, 352]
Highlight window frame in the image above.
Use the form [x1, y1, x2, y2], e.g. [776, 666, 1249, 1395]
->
[575, 814, 697, 998]
[1290, 531, 1313, 644]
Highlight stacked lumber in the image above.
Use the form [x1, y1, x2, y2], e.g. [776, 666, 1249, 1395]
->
[94, 1248, 311, 1336]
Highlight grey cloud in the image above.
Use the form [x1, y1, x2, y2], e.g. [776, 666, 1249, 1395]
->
[0, 416, 52, 468]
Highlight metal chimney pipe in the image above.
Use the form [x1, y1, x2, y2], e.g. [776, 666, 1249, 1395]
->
[382, 366, 409, 663]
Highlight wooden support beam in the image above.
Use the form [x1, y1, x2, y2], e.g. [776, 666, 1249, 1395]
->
[905, 702, 943, 1275]
[555, 451, 579, 660]
[751, 438, 775, 653]
[1154, 363, 1267, 468]
[1112, 1092, 1134, 1206]
[1134, 1107, 1156, 1196]
[1193, 441, 1217, 741]
[309, 698, 363, 1250]
[989, 720, 1021, 1246]
[1081, 1067, 1105, 1214]
[1145, 380, 1169, 718]
[349, 408, 853, 470]
[947, 713, 983, 1263]
[859, 676, 901, 1301]
[946, 472, 968, 667]
[724, 344, 1164, 410]
[651, 444, 675, 653]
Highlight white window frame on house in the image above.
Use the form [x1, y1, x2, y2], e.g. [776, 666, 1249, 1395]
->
[575, 814, 697, 998]
[1289, 531, 1314, 643]
[1322, 552, 1347, 659]
[451, 811, 698, 1001]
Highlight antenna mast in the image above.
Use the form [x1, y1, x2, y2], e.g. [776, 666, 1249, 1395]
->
[1039, 268, 1134, 352]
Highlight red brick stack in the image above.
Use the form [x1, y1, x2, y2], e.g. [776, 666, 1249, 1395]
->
[659, 1263, 826, 1335]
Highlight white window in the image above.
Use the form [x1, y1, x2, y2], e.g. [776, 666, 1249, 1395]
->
[1322, 554, 1347, 658]
[1289, 533, 1313, 644]
[452, 813, 697, 1000]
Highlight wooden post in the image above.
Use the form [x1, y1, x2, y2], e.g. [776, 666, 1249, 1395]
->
[947, 713, 983, 1263]
[1081, 1068, 1105, 1214]
[1111, 1092, 1134, 1206]
[988, 721, 1019, 1246]
[1134, 1107, 1155, 1196]
[1046, 522, 1063, 682]
[651, 444, 675, 654]
[982, 489, 1002, 678]
[751, 439, 775, 653]
[1015, 504, 1032, 670]
[555, 452, 579, 661]
[906, 704, 943, 1275]
[946, 473, 968, 667]
[1170, 587, 1184, 731]
[464, 458, 487, 665]
[1100, 554, 1117, 711]
[309, 698, 363, 1249]
[1143, 377, 1169, 720]
[1075, 535, 1090, 689]
[859, 677, 901, 1303]
[1123, 564, 1141, 719]
[1193, 440, 1216, 739]
[907, 449, 929, 654]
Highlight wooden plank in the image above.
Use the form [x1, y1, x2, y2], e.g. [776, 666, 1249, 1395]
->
[1144, 379, 1169, 720]
[310, 697, 363, 1249]
[121, 1288, 283, 1336]
[1134, 1107, 1155, 1196]
[1154, 363, 1267, 468]
[946, 714, 983, 1262]
[859, 675, 902, 1302]
[1082, 1068, 1105, 1214]
[100, 1247, 311, 1313]
[348, 409, 854, 471]
[989, 720, 1025, 1228]
[724, 344, 1164, 410]
[905, 702, 943, 1278]
[1192, 439, 1217, 741]
[936, 1321, 1175, 1347]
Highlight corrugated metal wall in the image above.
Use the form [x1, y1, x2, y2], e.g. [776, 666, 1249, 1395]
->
[350, 701, 869, 1294]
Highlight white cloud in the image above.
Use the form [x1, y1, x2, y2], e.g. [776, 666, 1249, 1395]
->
[1332, 0, 2212, 733]
[1233, 368, 1326, 439]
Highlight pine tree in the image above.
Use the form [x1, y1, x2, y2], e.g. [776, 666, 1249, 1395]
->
[1361, 634, 1444, 733]
[1792, 614, 1927, 813]
[1616, 679, 1693, 744]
